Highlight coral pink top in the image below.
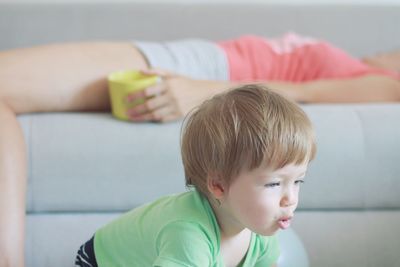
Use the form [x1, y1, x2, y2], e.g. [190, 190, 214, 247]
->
[218, 33, 399, 82]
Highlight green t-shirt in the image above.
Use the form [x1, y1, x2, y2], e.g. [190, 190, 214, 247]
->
[94, 190, 280, 267]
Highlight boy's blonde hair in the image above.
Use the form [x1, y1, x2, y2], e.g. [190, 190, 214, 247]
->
[181, 84, 316, 197]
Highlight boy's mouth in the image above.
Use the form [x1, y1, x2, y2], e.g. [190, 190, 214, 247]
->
[277, 216, 293, 230]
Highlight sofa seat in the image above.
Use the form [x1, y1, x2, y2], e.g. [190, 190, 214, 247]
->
[19, 103, 400, 267]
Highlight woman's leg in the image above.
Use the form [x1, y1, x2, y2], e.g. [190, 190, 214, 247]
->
[0, 102, 26, 267]
[0, 42, 148, 267]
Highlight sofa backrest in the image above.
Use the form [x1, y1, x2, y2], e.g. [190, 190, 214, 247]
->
[1, 3, 399, 57]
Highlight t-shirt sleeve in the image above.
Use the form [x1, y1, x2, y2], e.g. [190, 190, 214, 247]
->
[254, 235, 280, 267]
[153, 221, 214, 267]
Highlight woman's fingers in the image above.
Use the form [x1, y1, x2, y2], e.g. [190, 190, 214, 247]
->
[125, 84, 166, 103]
[140, 68, 176, 78]
[127, 104, 177, 122]
[126, 89, 180, 122]
[127, 93, 170, 117]
[124, 73, 202, 123]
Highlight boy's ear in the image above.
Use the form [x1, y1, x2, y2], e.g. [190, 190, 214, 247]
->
[207, 174, 225, 199]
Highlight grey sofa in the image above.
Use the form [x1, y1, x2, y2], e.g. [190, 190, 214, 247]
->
[2, 2, 400, 267]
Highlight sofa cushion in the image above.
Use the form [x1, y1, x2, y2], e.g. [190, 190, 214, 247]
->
[19, 104, 400, 212]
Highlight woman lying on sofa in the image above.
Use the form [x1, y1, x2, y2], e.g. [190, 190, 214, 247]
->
[0, 32, 399, 266]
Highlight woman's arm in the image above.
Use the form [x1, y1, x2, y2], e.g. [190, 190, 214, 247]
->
[126, 73, 400, 122]
[267, 75, 400, 103]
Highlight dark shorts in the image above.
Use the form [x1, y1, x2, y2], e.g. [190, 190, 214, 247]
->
[75, 236, 98, 267]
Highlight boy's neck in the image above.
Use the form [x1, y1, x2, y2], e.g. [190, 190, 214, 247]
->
[220, 228, 252, 267]
[209, 198, 246, 238]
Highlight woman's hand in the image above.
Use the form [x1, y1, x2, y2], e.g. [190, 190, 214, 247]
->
[124, 69, 234, 122]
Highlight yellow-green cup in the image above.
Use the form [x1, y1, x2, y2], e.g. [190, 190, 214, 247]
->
[108, 70, 158, 121]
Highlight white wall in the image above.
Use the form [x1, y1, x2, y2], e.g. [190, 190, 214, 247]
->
[1, 0, 400, 5]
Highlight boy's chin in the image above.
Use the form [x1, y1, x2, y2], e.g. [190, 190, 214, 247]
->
[253, 226, 279, 236]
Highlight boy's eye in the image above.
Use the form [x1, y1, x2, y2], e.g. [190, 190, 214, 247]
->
[265, 182, 280, 188]
[295, 179, 305, 185]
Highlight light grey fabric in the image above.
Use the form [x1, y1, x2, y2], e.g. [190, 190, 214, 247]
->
[294, 211, 400, 267]
[26, 213, 116, 267]
[0, 3, 399, 57]
[19, 104, 400, 213]
[300, 104, 400, 209]
[135, 39, 229, 80]
[23, 113, 185, 212]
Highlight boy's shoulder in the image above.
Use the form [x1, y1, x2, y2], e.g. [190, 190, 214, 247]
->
[119, 190, 218, 235]
[145, 191, 222, 265]
[157, 190, 218, 229]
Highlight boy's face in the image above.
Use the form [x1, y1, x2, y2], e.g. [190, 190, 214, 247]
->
[222, 162, 308, 236]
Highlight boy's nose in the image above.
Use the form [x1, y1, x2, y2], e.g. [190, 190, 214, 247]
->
[280, 188, 298, 207]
